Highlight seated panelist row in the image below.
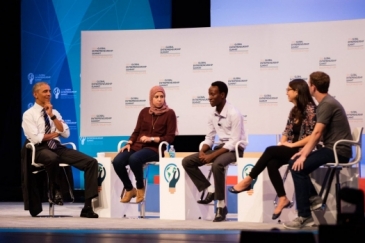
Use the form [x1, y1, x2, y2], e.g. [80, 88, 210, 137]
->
[113, 72, 352, 227]
[22, 71, 353, 226]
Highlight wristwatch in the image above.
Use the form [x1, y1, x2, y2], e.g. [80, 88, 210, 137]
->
[150, 137, 155, 142]
[50, 115, 57, 120]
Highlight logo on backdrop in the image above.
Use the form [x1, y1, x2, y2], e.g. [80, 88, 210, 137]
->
[193, 61, 213, 72]
[53, 87, 60, 99]
[290, 75, 308, 81]
[27, 103, 33, 109]
[260, 59, 279, 70]
[159, 79, 180, 89]
[64, 119, 77, 130]
[91, 47, 113, 58]
[28, 73, 34, 84]
[346, 73, 363, 85]
[347, 37, 364, 49]
[97, 163, 106, 187]
[192, 95, 210, 107]
[229, 43, 249, 54]
[164, 163, 180, 194]
[319, 57, 337, 68]
[346, 110, 364, 123]
[228, 77, 248, 87]
[79, 136, 104, 146]
[243, 114, 248, 124]
[259, 94, 278, 106]
[58, 88, 77, 99]
[291, 40, 310, 51]
[125, 97, 146, 107]
[160, 45, 181, 56]
[79, 136, 86, 145]
[92, 80, 113, 91]
[91, 114, 112, 126]
[29, 73, 51, 84]
[242, 164, 257, 195]
[126, 63, 147, 74]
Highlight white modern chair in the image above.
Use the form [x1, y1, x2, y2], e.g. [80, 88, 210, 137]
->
[26, 141, 76, 217]
[117, 140, 168, 218]
[319, 127, 363, 214]
[198, 140, 246, 205]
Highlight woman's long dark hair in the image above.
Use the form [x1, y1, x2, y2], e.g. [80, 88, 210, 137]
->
[289, 79, 316, 123]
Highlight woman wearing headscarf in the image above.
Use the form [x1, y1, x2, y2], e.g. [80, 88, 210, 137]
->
[112, 86, 177, 203]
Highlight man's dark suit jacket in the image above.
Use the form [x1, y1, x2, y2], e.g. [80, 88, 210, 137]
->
[21, 141, 74, 216]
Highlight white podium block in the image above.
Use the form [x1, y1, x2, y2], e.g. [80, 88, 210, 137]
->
[92, 156, 140, 218]
[237, 158, 296, 223]
[159, 157, 214, 220]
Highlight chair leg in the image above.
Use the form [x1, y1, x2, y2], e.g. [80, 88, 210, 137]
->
[335, 169, 342, 215]
[323, 167, 336, 207]
[62, 167, 75, 202]
[49, 202, 55, 217]
[200, 169, 213, 201]
[319, 167, 332, 198]
[140, 165, 150, 218]
[45, 172, 55, 217]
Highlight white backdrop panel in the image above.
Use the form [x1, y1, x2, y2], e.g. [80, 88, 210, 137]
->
[81, 19, 365, 136]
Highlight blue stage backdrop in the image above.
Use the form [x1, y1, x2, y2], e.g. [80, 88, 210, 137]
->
[21, 0, 365, 191]
[21, 0, 172, 189]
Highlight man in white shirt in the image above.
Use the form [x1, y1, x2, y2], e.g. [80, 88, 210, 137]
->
[182, 81, 247, 222]
[22, 82, 99, 218]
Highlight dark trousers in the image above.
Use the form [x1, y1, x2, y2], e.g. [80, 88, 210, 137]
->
[35, 142, 98, 200]
[289, 147, 349, 217]
[112, 148, 159, 190]
[249, 145, 299, 197]
[182, 149, 242, 201]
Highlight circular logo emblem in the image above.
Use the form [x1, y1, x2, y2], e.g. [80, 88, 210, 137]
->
[242, 164, 257, 192]
[28, 73, 34, 84]
[164, 163, 178, 182]
[242, 164, 254, 179]
[97, 163, 106, 186]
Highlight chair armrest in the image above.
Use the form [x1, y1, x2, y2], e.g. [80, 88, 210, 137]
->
[61, 142, 76, 150]
[25, 142, 42, 168]
[333, 139, 361, 167]
[159, 141, 169, 160]
[117, 140, 128, 151]
[235, 140, 246, 159]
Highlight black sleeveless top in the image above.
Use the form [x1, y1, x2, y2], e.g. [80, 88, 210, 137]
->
[292, 122, 301, 143]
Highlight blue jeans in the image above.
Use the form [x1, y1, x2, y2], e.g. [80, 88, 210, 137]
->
[112, 148, 159, 190]
[289, 147, 349, 217]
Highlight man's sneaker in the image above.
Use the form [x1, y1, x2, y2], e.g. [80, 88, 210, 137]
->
[283, 216, 314, 229]
[309, 195, 323, 211]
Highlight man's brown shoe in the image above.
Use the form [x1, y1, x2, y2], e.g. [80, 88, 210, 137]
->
[136, 187, 145, 203]
[120, 188, 137, 203]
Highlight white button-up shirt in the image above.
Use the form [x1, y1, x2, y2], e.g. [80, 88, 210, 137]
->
[22, 103, 70, 144]
[202, 101, 247, 151]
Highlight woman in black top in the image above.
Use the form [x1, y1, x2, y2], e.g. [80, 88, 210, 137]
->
[229, 79, 317, 219]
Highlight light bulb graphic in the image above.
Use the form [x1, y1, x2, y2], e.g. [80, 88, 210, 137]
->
[97, 163, 106, 187]
[242, 164, 257, 195]
[164, 164, 180, 194]
[79, 136, 86, 145]
[53, 87, 60, 99]
[28, 73, 34, 85]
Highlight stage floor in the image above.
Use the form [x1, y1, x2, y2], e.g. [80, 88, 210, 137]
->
[0, 202, 318, 243]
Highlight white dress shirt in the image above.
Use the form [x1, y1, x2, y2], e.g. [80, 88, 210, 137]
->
[203, 101, 247, 151]
[22, 103, 70, 144]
